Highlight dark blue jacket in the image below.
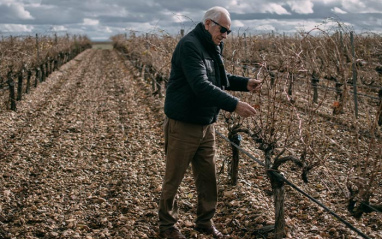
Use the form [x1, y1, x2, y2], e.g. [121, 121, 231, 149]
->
[164, 23, 249, 125]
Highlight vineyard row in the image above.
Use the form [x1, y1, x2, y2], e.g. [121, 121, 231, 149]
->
[0, 34, 92, 111]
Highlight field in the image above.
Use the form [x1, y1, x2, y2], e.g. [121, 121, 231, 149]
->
[0, 29, 381, 239]
[91, 42, 113, 50]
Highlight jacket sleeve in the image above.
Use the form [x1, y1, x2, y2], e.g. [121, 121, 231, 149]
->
[179, 40, 239, 112]
[226, 73, 249, 91]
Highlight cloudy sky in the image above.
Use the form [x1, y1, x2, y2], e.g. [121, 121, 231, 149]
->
[1, 0, 381, 41]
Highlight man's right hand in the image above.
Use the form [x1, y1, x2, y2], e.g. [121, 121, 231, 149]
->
[234, 101, 256, 118]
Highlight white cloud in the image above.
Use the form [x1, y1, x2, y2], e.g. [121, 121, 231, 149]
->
[332, 7, 347, 14]
[228, 2, 291, 15]
[104, 26, 112, 33]
[83, 18, 99, 26]
[0, 2, 34, 19]
[317, 0, 337, 4]
[264, 3, 291, 15]
[0, 0, 15, 4]
[0, 24, 34, 32]
[232, 20, 245, 27]
[171, 13, 192, 23]
[341, 0, 366, 12]
[0, 0, 381, 40]
[339, 0, 382, 13]
[287, 0, 314, 14]
[255, 24, 277, 31]
[294, 20, 319, 31]
[51, 25, 68, 32]
[227, 1, 252, 14]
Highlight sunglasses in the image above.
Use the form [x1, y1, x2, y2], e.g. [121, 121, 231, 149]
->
[210, 19, 232, 35]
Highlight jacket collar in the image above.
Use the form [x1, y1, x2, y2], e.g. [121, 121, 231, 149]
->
[194, 22, 221, 54]
[193, 22, 229, 89]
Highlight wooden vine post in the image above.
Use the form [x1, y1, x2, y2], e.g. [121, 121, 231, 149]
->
[7, 71, 16, 111]
[228, 132, 241, 185]
[311, 71, 319, 104]
[41, 63, 46, 82]
[16, 71, 23, 101]
[288, 72, 294, 96]
[26, 70, 31, 94]
[46, 58, 50, 76]
[34, 68, 39, 87]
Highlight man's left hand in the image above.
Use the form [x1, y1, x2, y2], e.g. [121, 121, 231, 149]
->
[247, 79, 263, 92]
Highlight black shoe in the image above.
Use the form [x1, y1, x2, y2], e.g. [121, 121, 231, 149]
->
[159, 227, 186, 239]
[195, 225, 224, 238]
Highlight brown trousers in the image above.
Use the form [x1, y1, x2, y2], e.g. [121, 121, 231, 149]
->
[158, 117, 217, 231]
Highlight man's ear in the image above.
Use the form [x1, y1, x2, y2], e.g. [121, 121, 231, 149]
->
[204, 19, 211, 31]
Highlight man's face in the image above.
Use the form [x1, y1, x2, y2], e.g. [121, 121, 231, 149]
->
[205, 15, 231, 45]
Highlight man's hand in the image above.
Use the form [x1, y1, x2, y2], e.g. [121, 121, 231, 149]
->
[247, 78, 263, 92]
[234, 101, 256, 118]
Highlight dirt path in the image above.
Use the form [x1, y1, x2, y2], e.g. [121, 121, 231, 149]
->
[1, 49, 381, 239]
[0, 49, 165, 238]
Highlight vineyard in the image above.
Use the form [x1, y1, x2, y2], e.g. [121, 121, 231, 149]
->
[0, 24, 381, 238]
[0, 34, 92, 111]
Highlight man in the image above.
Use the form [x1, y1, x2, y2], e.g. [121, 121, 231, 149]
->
[159, 6, 262, 239]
